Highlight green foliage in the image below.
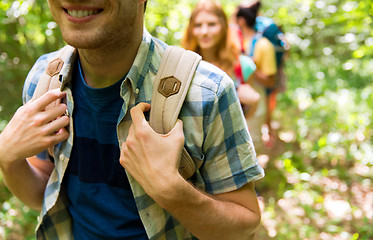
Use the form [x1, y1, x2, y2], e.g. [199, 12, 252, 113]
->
[0, 176, 38, 239]
[0, 0, 65, 123]
[255, 0, 373, 238]
[1, 0, 372, 239]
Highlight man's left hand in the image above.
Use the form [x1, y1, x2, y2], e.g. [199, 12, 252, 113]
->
[119, 102, 185, 198]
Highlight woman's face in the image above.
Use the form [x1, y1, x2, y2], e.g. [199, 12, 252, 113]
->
[192, 10, 223, 51]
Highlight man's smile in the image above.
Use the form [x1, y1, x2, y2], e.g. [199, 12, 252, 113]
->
[64, 8, 103, 18]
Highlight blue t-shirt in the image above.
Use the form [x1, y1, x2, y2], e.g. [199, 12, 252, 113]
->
[63, 60, 147, 239]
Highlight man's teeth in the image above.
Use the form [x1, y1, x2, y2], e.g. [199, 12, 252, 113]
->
[67, 9, 99, 18]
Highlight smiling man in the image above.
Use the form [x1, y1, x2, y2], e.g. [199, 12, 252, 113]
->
[0, 0, 264, 239]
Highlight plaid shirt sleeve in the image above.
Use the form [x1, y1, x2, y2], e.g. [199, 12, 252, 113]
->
[182, 61, 264, 195]
[22, 53, 57, 104]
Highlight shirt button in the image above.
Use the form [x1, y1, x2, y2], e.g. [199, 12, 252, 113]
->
[136, 88, 139, 94]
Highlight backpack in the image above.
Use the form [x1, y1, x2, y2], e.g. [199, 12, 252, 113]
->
[30, 45, 202, 180]
[254, 16, 288, 69]
[242, 16, 289, 92]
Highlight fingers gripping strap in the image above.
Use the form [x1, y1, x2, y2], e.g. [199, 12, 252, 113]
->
[30, 45, 75, 157]
[149, 46, 202, 179]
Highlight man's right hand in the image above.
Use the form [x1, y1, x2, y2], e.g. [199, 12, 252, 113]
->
[0, 89, 70, 171]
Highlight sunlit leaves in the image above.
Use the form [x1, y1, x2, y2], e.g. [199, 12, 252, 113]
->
[262, 1, 373, 237]
[264, 0, 373, 81]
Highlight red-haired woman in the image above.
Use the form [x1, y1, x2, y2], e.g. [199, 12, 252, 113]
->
[182, 0, 259, 120]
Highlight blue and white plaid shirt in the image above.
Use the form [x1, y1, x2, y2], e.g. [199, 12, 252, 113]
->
[23, 29, 264, 240]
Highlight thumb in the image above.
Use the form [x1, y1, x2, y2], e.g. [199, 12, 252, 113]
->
[167, 119, 185, 144]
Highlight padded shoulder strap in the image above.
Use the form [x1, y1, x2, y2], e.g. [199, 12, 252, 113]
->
[31, 45, 76, 101]
[30, 45, 75, 157]
[149, 46, 202, 179]
[248, 33, 262, 57]
[149, 46, 201, 133]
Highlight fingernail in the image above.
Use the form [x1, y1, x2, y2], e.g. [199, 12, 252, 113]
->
[64, 109, 70, 117]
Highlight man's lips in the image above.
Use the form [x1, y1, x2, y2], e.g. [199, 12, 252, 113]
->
[63, 8, 103, 18]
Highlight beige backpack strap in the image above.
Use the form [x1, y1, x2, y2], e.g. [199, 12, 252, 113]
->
[31, 45, 76, 102]
[31, 45, 76, 157]
[149, 46, 202, 179]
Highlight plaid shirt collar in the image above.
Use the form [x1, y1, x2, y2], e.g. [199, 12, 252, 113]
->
[59, 28, 159, 98]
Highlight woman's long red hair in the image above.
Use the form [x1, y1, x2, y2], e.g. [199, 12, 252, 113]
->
[181, 0, 239, 74]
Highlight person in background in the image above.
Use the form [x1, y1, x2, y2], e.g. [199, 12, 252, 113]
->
[182, 0, 259, 123]
[0, 0, 264, 239]
[235, 0, 278, 150]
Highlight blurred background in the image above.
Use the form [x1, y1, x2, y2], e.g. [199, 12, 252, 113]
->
[0, 0, 372, 239]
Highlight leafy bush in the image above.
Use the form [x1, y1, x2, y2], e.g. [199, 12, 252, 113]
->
[255, 58, 373, 239]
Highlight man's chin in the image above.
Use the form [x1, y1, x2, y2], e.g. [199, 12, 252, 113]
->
[64, 40, 101, 50]
[62, 33, 103, 49]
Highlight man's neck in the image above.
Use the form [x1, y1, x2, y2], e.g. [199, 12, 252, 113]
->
[77, 28, 143, 89]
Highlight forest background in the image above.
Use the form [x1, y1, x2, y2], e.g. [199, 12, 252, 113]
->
[0, 0, 372, 239]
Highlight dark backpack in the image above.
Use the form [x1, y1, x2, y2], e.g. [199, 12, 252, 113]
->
[239, 16, 288, 92]
[254, 16, 288, 69]
[254, 16, 289, 92]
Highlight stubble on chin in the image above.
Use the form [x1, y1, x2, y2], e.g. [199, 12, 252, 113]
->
[61, 29, 104, 50]
[64, 32, 134, 54]
[60, 22, 137, 51]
